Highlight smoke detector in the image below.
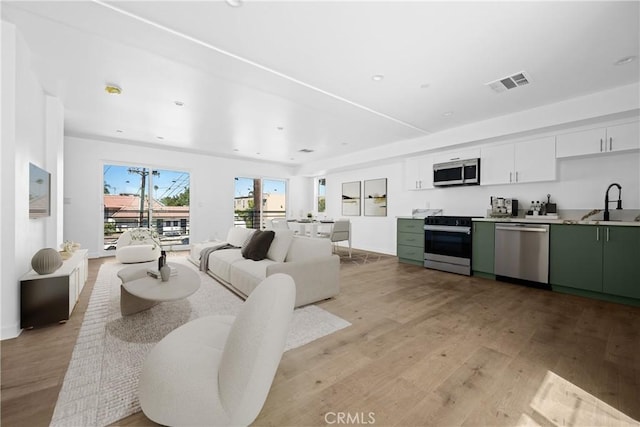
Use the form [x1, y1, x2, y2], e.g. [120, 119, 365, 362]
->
[486, 71, 532, 94]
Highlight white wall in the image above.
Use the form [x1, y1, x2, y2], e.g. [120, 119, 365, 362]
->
[1, 22, 64, 339]
[64, 137, 300, 257]
[325, 148, 640, 255]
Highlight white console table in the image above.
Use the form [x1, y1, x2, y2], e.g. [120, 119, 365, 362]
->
[20, 249, 88, 328]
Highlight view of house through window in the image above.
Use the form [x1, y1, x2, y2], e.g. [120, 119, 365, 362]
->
[103, 164, 190, 251]
[317, 178, 326, 213]
[234, 177, 287, 229]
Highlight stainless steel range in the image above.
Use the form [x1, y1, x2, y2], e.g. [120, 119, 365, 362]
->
[424, 216, 475, 275]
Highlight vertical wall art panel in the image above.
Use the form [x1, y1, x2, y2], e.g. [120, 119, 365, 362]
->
[341, 181, 361, 216]
[364, 178, 387, 216]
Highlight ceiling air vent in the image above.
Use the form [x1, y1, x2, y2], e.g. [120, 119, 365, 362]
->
[486, 71, 532, 94]
[298, 148, 314, 153]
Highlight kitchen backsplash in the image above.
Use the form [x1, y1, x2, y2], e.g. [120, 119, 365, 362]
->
[497, 208, 640, 222]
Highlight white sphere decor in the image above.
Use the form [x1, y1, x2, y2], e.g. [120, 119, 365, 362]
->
[31, 248, 63, 275]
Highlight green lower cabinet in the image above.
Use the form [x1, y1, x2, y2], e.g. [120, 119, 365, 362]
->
[602, 226, 640, 299]
[472, 221, 495, 276]
[550, 224, 640, 304]
[397, 218, 424, 266]
[550, 225, 603, 292]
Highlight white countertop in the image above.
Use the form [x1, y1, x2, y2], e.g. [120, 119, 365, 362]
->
[473, 217, 640, 227]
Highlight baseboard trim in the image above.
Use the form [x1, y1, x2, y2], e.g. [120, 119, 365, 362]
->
[552, 285, 640, 307]
[1, 323, 22, 341]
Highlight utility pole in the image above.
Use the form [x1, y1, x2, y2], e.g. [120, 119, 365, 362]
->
[128, 168, 159, 227]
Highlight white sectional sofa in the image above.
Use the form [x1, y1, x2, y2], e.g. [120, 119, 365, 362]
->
[189, 227, 340, 307]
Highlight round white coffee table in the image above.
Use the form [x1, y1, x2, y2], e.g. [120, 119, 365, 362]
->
[118, 263, 200, 316]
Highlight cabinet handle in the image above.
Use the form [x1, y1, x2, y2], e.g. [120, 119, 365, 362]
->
[450, 157, 460, 161]
[596, 227, 599, 241]
[609, 137, 613, 151]
[509, 172, 513, 183]
[419, 180, 422, 188]
[600, 138, 603, 152]
[606, 227, 610, 242]
[515, 171, 519, 182]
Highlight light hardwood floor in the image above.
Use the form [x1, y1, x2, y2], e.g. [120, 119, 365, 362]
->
[2, 251, 639, 426]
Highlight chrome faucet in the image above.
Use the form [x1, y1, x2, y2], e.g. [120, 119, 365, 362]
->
[604, 183, 622, 221]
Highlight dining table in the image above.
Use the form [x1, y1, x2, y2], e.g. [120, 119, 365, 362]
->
[288, 219, 334, 237]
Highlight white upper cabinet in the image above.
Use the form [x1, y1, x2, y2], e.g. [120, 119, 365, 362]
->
[604, 121, 640, 152]
[556, 121, 639, 158]
[481, 136, 556, 186]
[515, 137, 557, 183]
[405, 156, 434, 190]
[480, 144, 514, 186]
[432, 148, 481, 164]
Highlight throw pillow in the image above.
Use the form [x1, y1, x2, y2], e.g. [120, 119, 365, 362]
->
[266, 229, 295, 262]
[241, 230, 275, 261]
[226, 227, 256, 247]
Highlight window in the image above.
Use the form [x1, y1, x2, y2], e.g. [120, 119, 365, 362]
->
[103, 164, 190, 251]
[234, 177, 287, 229]
[317, 178, 326, 213]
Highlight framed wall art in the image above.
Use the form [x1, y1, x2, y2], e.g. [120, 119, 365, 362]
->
[364, 178, 387, 216]
[29, 163, 51, 219]
[341, 181, 361, 216]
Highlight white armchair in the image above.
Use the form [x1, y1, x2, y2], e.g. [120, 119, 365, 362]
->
[267, 218, 290, 230]
[115, 228, 161, 263]
[138, 273, 296, 426]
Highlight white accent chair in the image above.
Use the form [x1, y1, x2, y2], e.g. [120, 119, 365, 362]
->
[323, 219, 351, 257]
[138, 273, 296, 426]
[115, 228, 161, 263]
[267, 218, 289, 230]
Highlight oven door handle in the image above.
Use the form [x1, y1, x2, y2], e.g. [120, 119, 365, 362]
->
[424, 225, 471, 234]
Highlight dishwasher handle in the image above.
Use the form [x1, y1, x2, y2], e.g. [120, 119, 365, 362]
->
[495, 224, 549, 233]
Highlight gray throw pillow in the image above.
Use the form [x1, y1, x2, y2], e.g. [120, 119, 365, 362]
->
[241, 230, 275, 261]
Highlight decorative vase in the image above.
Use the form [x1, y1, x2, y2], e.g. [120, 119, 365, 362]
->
[160, 264, 171, 282]
[31, 248, 63, 275]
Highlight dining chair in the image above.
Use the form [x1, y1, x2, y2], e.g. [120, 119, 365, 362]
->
[324, 219, 351, 257]
[268, 218, 290, 230]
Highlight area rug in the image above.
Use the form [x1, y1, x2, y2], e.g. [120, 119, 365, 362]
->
[338, 248, 395, 266]
[50, 258, 351, 427]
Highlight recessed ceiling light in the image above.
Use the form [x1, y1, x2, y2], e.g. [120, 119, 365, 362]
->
[157, 136, 164, 140]
[116, 129, 123, 133]
[256, 152, 260, 155]
[233, 148, 239, 152]
[341, 142, 348, 146]
[277, 126, 284, 131]
[371, 74, 385, 82]
[443, 111, 454, 117]
[420, 83, 430, 89]
[105, 84, 122, 95]
[614, 56, 636, 66]
[174, 101, 184, 106]
[298, 148, 314, 153]
[290, 157, 295, 160]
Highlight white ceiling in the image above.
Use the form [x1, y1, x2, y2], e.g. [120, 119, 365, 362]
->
[2, 1, 639, 166]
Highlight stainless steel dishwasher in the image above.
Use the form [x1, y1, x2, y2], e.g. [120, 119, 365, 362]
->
[494, 223, 550, 284]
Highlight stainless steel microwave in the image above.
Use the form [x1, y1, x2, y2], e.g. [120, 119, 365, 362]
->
[433, 158, 480, 187]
